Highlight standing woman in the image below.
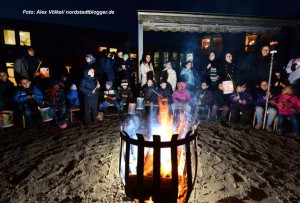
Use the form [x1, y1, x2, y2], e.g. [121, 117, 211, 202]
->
[217, 52, 236, 83]
[204, 52, 219, 87]
[254, 45, 276, 87]
[140, 54, 154, 86]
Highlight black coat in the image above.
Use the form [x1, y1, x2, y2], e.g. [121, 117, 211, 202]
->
[79, 69, 100, 101]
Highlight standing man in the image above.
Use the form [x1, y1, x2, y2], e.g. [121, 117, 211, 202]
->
[14, 47, 41, 85]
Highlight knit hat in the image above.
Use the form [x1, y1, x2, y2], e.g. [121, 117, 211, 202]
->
[123, 54, 129, 60]
[121, 79, 128, 86]
[70, 84, 77, 90]
[105, 81, 113, 87]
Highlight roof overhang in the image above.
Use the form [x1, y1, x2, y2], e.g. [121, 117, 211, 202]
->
[138, 10, 300, 33]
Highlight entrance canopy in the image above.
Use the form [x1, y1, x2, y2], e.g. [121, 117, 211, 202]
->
[137, 10, 299, 81]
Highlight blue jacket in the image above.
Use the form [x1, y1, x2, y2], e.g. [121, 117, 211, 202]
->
[13, 86, 43, 108]
[80, 68, 100, 101]
[254, 89, 276, 107]
[101, 57, 115, 82]
[67, 90, 80, 106]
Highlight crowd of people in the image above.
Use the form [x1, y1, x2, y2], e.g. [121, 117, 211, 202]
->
[0, 44, 300, 136]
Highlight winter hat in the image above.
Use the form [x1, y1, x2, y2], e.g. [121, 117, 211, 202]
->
[121, 79, 128, 86]
[70, 84, 77, 91]
[105, 81, 113, 87]
[177, 81, 186, 89]
[123, 54, 129, 60]
[86, 54, 96, 64]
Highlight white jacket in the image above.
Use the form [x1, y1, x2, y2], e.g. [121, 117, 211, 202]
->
[140, 62, 154, 86]
[285, 58, 300, 84]
[162, 67, 177, 91]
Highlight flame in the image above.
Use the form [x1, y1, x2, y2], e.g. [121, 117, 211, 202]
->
[144, 196, 153, 203]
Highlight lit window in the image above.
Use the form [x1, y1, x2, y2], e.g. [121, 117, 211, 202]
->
[213, 37, 222, 51]
[186, 53, 193, 62]
[6, 62, 14, 67]
[154, 52, 159, 68]
[180, 53, 184, 66]
[130, 53, 137, 59]
[19, 31, 31, 46]
[172, 52, 177, 60]
[202, 38, 210, 50]
[7, 68, 14, 77]
[245, 34, 257, 52]
[109, 48, 117, 53]
[98, 46, 107, 52]
[163, 52, 169, 64]
[4, 30, 16, 45]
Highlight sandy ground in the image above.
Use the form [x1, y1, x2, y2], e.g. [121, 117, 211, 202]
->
[0, 115, 299, 203]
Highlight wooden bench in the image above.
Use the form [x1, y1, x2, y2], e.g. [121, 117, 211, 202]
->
[70, 107, 80, 122]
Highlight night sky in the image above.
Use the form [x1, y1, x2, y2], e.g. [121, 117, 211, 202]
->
[1, 0, 300, 47]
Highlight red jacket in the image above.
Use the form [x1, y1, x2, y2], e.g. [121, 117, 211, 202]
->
[273, 94, 300, 115]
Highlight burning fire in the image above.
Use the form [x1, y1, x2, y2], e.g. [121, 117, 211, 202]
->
[142, 98, 189, 202]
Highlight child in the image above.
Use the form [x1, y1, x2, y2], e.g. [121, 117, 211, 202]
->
[254, 81, 277, 131]
[157, 80, 173, 114]
[44, 80, 66, 123]
[210, 82, 230, 122]
[118, 79, 133, 112]
[172, 82, 191, 115]
[0, 71, 16, 111]
[229, 83, 253, 124]
[101, 81, 120, 116]
[67, 84, 80, 108]
[142, 79, 158, 114]
[195, 81, 213, 119]
[271, 86, 300, 136]
[13, 77, 43, 127]
[80, 68, 100, 126]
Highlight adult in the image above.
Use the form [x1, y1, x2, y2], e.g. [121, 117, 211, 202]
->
[161, 60, 177, 91]
[140, 53, 154, 86]
[203, 52, 219, 86]
[101, 51, 115, 88]
[117, 53, 133, 88]
[85, 54, 103, 85]
[217, 52, 236, 83]
[0, 71, 16, 110]
[180, 61, 196, 93]
[254, 45, 277, 87]
[114, 50, 125, 87]
[14, 47, 41, 84]
[285, 57, 300, 97]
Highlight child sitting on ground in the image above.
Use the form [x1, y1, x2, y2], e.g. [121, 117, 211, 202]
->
[271, 86, 300, 136]
[13, 77, 43, 128]
[101, 81, 120, 116]
[229, 83, 253, 125]
[118, 79, 133, 112]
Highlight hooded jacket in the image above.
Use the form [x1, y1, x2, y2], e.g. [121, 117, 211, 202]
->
[272, 94, 300, 115]
[230, 90, 253, 109]
[13, 86, 43, 108]
[172, 82, 191, 104]
[79, 68, 99, 101]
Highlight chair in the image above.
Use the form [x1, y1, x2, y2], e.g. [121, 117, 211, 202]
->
[194, 106, 210, 119]
[70, 107, 80, 122]
[252, 111, 278, 130]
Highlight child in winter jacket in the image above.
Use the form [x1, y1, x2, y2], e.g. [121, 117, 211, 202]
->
[271, 86, 300, 136]
[195, 81, 213, 119]
[172, 82, 191, 115]
[229, 83, 253, 124]
[44, 80, 66, 121]
[67, 84, 80, 108]
[13, 78, 43, 127]
[101, 81, 120, 116]
[118, 79, 133, 112]
[80, 68, 100, 125]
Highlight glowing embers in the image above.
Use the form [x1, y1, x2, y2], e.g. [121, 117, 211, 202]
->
[120, 102, 198, 203]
